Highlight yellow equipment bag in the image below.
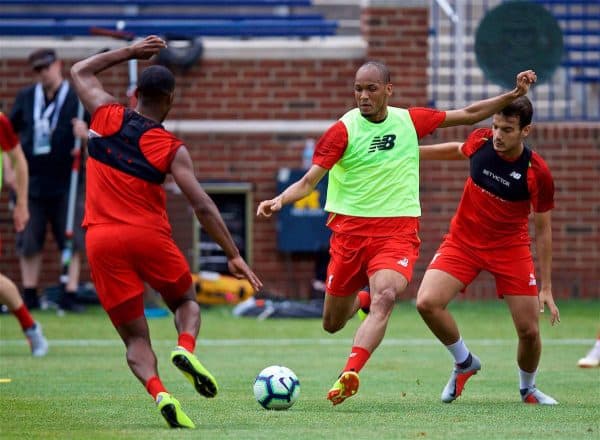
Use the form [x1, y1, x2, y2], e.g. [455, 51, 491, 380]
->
[193, 271, 255, 305]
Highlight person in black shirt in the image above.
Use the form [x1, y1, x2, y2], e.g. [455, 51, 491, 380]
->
[9, 48, 87, 313]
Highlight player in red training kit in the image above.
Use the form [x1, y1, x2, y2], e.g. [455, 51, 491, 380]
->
[416, 96, 560, 405]
[0, 112, 48, 356]
[70, 36, 262, 428]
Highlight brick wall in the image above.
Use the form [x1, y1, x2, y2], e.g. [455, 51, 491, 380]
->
[0, 1, 597, 299]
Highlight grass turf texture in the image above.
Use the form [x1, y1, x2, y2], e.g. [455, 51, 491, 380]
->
[1, 300, 598, 439]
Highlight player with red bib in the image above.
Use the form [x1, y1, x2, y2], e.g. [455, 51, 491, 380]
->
[417, 96, 560, 405]
[70, 36, 262, 428]
[0, 112, 48, 357]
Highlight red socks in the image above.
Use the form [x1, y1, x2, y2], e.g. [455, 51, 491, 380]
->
[343, 346, 371, 373]
[178, 332, 196, 353]
[13, 304, 35, 331]
[145, 376, 167, 400]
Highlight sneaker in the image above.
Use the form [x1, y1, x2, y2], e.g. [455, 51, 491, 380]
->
[577, 345, 600, 368]
[24, 322, 48, 357]
[171, 347, 218, 398]
[58, 294, 86, 314]
[441, 354, 481, 403]
[520, 387, 558, 405]
[327, 371, 360, 406]
[156, 392, 195, 428]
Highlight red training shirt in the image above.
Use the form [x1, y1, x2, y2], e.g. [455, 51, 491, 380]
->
[84, 103, 184, 234]
[450, 128, 554, 248]
[0, 112, 18, 153]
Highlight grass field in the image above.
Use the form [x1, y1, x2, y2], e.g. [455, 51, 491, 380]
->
[1, 300, 598, 439]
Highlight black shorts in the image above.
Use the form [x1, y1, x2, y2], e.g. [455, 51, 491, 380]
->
[16, 189, 85, 257]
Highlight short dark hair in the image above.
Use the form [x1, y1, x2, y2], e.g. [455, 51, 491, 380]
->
[137, 65, 175, 100]
[358, 61, 391, 84]
[499, 96, 533, 128]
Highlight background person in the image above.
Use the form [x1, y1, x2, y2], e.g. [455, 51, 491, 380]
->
[9, 48, 88, 313]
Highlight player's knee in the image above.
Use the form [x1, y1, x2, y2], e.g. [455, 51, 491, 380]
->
[415, 288, 439, 316]
[370, 288, 396, 318]
[322, 316, 345, 334]
[516, 323, 539, 342]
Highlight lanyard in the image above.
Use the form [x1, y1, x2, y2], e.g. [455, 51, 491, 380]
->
[33, 80, 69, 133]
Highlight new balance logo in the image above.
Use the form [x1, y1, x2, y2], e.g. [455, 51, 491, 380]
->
[368, 134, 396, 153]
[397, 258, 409, 267]
[509, 171, 522, 180]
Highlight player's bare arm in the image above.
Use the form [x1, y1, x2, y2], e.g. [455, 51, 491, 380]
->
[71, 35, 167, 115]
[257, 164, 328, 218]
[419, 142, 465, 160]
[534, 210, 559, 325]
[171, 146, 262, 292]
[8, 144, 29, 232]
[441, 70, 537, 127]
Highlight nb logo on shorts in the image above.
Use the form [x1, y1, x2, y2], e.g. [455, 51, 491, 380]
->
[368, 134, 396, 153]
[529, 273, 537, 286]
[397, 258, 409, 267]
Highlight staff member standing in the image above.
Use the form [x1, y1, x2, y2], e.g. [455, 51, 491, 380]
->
[9, 48, 88, 313]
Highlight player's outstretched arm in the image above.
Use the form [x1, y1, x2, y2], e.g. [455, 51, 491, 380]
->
[256, 165, 328, 218]
[71, 35, 167, 115]
[441, 70, 537, 127]
[419, 142, 465, 160]
[171, 146, 263, 292]
[534, 210, 559, 325]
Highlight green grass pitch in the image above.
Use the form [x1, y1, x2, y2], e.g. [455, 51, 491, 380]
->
[1, 300, 598, 439]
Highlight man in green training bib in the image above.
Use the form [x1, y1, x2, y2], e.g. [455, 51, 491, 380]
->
[257, 61, 537, 405]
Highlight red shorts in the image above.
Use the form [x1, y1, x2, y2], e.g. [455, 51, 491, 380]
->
[325, 228, 420, 297]
[86, 224, 192, 320]
[427, 235, 538, 298]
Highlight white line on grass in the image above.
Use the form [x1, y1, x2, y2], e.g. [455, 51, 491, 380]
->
[0, 338, 593, 347]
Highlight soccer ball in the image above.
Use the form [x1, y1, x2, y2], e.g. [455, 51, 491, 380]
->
[253, 365, 300, 410]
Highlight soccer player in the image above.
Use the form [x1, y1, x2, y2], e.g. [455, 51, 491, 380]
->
[416, 96, 560, 405]
[257, 60, 537, 405]
[578, 330, 600, 368]
[0, 112, 48, 357]
[70, 36, 262, 428]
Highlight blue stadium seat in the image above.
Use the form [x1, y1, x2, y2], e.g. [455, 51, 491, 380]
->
[532, 0, 599, 83]
[0, 0, 338, 38]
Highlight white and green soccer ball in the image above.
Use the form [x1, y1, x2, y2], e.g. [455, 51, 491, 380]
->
[253, 365, 300, 410]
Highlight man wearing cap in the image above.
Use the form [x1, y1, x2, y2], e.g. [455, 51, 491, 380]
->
[9, 48, 88, 313]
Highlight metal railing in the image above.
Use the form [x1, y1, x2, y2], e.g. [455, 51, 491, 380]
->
[429, 0, 599, 121]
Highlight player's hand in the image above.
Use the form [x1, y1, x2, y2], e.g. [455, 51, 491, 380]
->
[256, 196, 283, 218]
[13, 202, 29, 232]
[539, 287, 560, 326]
[515, 70, 537, 96]
[227, 256, 263, 292]
[130, 35, 167, 59]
